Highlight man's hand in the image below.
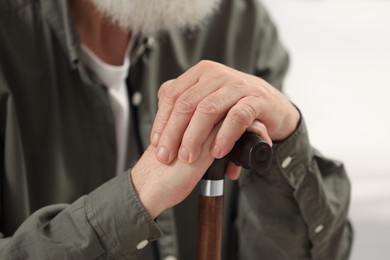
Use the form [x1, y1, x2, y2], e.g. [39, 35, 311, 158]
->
[132, 61, 299, 218]
[150, 60, 300, 164]
[131, 124, 220, 219]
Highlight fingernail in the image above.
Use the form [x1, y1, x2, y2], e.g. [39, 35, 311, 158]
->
[179, 147, 190, 163]
[211, 144, 222, 158]
[157, 147, 169, 162]
[151, 132, 160, 146]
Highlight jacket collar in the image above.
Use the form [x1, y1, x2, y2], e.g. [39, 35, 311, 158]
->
[40, 0, 80, 69]
[40, 0, 160, 73]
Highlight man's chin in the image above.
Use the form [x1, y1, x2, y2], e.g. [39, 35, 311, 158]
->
[90, 0, 222, 36]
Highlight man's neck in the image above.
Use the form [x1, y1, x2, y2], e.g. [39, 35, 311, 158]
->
[68, 0, 131, 66]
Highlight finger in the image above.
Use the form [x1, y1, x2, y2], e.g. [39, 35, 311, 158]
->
[211, 96, 264, 158]
[156, 79, 175, 100]
[157, 80, 222, 163]
[178, 85, 245, 163]
[152, 61, 228, 148]
[247, 119, 272, 147]
[151, 80, 175, 146]
[226, 162, 241, 180]
[151, 64, 203, 145]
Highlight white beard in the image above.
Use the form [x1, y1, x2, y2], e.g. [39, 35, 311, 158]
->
[89, 0, 222, 36]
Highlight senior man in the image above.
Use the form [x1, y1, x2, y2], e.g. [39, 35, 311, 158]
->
[0, 0, 352, 259]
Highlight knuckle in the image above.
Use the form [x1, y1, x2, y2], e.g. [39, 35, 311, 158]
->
[163, 128, 180, 140]
[229, 105, 256, 126]
[196, 100, 220, 116]
[234, 77, 248, 87]
[158, 80, 171, 98]
[197, 59, 216, 68]
[159, 81, 177, 99]
[196, 60, 226, 74]
[195, 60, 231, 83]
[159, 89, 179, 108]
[254, 83, 271, 99]
[164, 86, 179, 100]
[160, 94, 176, 108]
[154, 115, 169, 130]
[174, 97, 197, 114]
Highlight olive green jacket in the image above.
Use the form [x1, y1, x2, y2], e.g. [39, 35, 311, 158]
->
[0, 0, 352, 259]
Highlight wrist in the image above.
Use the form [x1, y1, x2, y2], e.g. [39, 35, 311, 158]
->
[285, 104, 301, 138]
[131, 171, 166, 219]
[130, 154, 168, 219]
[273, 103, 301, 141]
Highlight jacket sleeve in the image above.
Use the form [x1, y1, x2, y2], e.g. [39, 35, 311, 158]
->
[237, 117, 353, 260]
[0, 67, 163, 258]
[0, 172, 164, 259]
[235, 1, 353, 259]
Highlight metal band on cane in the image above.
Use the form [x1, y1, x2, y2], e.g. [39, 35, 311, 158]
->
[199, 179, 224, 197]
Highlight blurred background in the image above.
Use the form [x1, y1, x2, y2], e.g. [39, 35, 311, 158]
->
[261, 0, 390, 259]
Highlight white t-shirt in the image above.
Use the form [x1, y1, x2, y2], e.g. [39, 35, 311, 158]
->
[81, 45, 130, 175]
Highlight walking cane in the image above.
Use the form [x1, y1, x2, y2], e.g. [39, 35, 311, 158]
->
[197, 132, 273, 260]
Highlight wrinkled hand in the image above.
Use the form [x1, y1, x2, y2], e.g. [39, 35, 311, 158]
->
[132, 61, 300, 218]
[131, 124, 220, 219]
[151, 60, 300, 164]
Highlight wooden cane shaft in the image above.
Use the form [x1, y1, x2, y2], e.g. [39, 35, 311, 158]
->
[197, 195, 224, 260]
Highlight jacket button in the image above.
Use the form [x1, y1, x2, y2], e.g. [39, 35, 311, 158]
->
[147, 37, 156, 48]
[136, 239, 149, 250]
[281, 156, 292, 168]
[132, 91, 143, 106]
[164, 256, 177, 260]
[314, 225, 324, 234]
